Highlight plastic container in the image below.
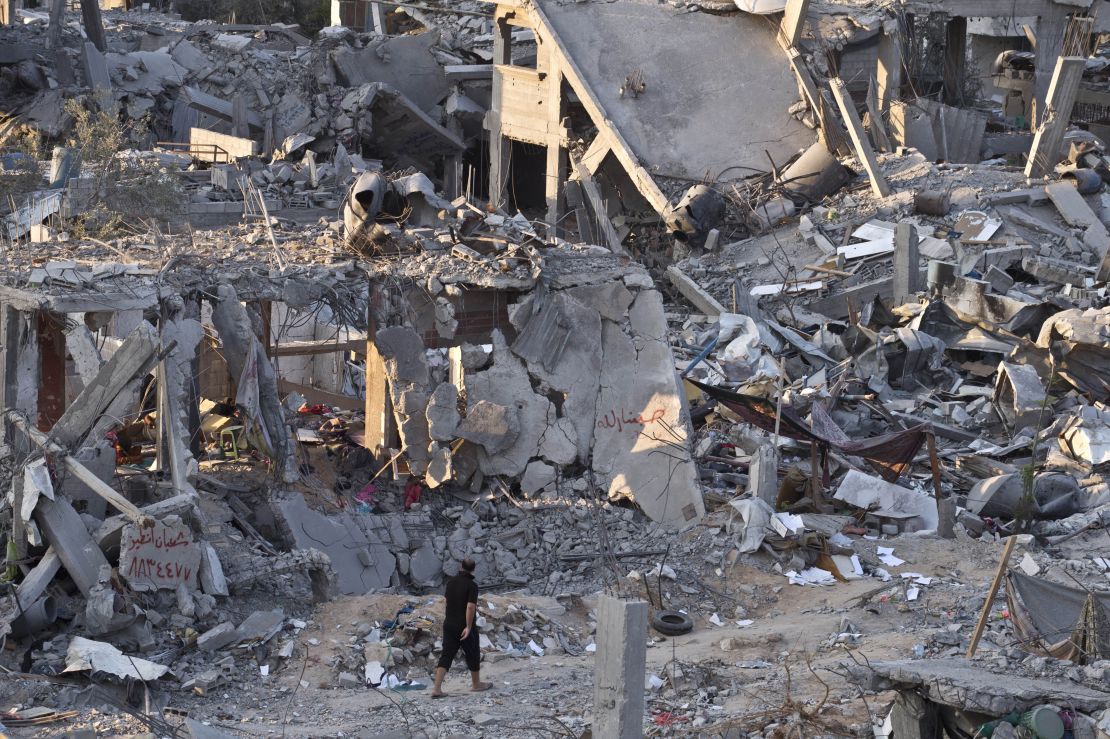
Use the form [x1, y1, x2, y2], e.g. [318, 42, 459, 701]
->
[1020, 706, 1064, 739]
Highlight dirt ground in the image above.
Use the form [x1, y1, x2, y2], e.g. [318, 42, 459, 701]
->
[5, 526, 1008, 738]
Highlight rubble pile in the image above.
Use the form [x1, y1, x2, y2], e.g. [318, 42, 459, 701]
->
[11, 0, 1110, 736]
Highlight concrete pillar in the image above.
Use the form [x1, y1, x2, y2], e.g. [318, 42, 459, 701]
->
[829, 78, 891, 198]
[876, 22, 903, 112]
[749, 444, 779, 507]
[363, 285, 397, 459]
[1031, 8, 1070, 130]
[593, 595, 647, 739]
[3, 307, 38, 452]
[893, 222, 921, 304]
[942, 16, 968, 106]
[79, 0, 106, 52]
[1025, 56, 1086, 179]
[889, 690, 941, 739]
[37, 311, 66, 432]
[34, 494, 111, 596]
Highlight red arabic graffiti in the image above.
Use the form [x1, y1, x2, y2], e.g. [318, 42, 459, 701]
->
[596, 407, 666, 434]
[125, 527, 192, 553]
[126, 557, 193, 583]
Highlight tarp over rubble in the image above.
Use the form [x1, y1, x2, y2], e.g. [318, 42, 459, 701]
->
[689, 380, 928, 482]
[1006, 570, 1110, 663]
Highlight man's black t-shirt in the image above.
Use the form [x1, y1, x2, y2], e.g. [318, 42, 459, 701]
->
[443, 571, 478, 633]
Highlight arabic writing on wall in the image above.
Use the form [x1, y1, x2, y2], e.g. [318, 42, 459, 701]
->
[119, 520, 200, 590]
[596, 407, 666, 435]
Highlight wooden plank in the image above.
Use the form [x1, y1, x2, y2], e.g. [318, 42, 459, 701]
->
[666, 266, 726, 318]
[966, 536, 1018, 658]
[829, 77, 891, 198]
[48, 321, 159, 450]
[270, 339, 366, 357]
[279, 378, 362, 413]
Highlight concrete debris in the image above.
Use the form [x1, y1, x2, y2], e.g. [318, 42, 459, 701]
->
[7, 2, 1110, 736]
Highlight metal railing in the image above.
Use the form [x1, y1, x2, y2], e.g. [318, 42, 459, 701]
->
[155, 141, 231, 165]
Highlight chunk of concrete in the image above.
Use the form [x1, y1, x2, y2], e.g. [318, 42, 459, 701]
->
[993, 361, 1047, 431]
[119, 516, 201, 592]
[426, 382, 460, 441]
[425, 442, 452, 489]
[330, 31, 449, 113]
[456, 399, 519, 455]
[277, 496, 396, 595]
[521, 460, 557, 495]
[233, 609, 285, 646]
[539, 417, 579, 466]
[592, 290, 704, 526]
[510, 289, 602, 464]
[197, 622, 238, 652]
[464, 333, 553, 477]
[376, 326, 429, 386]
[409, 543, 442, 587]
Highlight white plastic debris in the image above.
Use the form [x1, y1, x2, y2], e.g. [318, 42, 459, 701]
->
[877, 547, 905, 567]
[709, 613, 724, 627]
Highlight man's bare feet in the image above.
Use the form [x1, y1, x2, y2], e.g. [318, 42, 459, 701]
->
[471, 682, 493, 692]
[431, 691, 448, 699]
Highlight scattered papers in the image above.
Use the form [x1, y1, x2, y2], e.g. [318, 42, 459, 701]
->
[877, 547, 905, 567]
[366, 660, 385, 685]
[772, 512, 805, 537]
[709, 613, 724, 627]
[736, 619, 754, 628]
[527, 639, 544, 656]
[906, 587, 921, 601]
[646, 674, 665, 690]
[900, 573, 932, 585]
[1020, 552, 1042, 576]
[585, 642, 597, 653]
[785, 568, 837, 586]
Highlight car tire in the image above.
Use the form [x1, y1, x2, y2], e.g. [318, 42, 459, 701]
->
[652, 610, 694, 636]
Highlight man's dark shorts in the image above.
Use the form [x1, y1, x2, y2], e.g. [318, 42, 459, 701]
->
[437, 625, 481, 672]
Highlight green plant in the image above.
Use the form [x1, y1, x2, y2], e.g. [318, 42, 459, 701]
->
[1014, 371, 1058, 532]
[63, 95, 185, 238]
[0, 129, 45, 216]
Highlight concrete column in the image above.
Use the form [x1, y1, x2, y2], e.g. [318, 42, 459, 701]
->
[889, 690, 941, 739]
[942, 16, 968, 106]
[893, 222, 921, 303]
[37, 311, 66, 432]
[593, 595, 647, 739]
[363, 287, 396, 458]
[829, 78, 891, 198]
[876, 23, 903, 112]
[79, 0, 106, 52]
[1025, 56, 1086, 179]
[34, 494, 111, 596]
[3, 307, 39, 452]
[1031, 8, 1070, 130]
[749, 444, 780, 507]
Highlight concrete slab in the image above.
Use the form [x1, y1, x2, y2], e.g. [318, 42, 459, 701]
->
[331, 31, 449, 114]
[277, 496, 395, 595]
[591, 289, 704, 526]
[537, 0, 812, 181]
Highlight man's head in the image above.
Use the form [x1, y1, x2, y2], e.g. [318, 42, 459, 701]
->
[460, 558, 476, 573]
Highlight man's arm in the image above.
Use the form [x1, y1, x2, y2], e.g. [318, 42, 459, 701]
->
[460, 602, 477, 639]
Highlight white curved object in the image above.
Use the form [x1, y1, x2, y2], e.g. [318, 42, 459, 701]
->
[734, 0, 787, 14]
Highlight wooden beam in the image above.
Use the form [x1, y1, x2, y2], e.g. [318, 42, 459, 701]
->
[829, 77, 891, 198]
[665, 266, 726, 318]
[966, 536, 1018, 658]
[270, 338, 366, 357]
[278, 379, 362, 413]
[1025, 56, 1086, 179]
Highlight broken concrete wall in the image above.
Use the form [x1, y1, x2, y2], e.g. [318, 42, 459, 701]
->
[373, 255, 703, 526]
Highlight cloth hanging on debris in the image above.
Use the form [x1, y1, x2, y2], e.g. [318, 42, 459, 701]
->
[689, 380, 928, 482]
[1006, 570, 1110, 663]
[235, 336, 275, 458]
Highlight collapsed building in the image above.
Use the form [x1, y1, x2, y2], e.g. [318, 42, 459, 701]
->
[6, 0, 1110, 737]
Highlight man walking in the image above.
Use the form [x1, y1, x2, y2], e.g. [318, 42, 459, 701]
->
[431, 558, 492, 697]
